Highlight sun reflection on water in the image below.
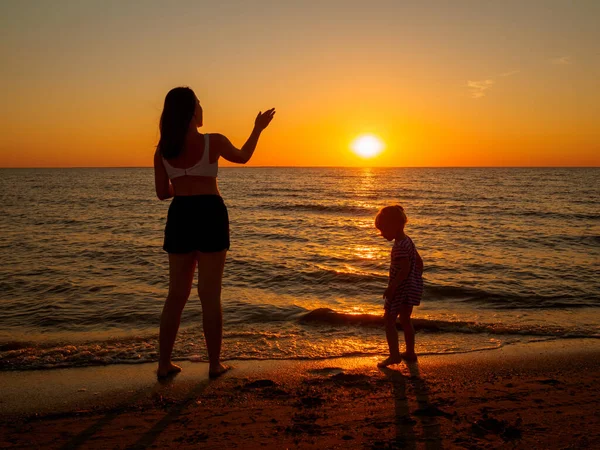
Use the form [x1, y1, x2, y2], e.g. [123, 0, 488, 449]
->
[352, 245, 378, 260]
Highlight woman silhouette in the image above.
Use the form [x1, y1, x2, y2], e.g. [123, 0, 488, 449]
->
[153, 86, 275, 378]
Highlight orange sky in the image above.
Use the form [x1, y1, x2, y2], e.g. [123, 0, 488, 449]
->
[1, 1, 598, 168]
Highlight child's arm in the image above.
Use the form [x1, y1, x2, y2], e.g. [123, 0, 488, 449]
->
[384, 257, 410, 299]
[416, 250, 423, 276]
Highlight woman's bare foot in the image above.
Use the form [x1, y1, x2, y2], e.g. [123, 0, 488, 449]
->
[400, 352, 418, 362]
[209, 363, 231, 379]
[157, 362, 182, 378]
[377, 356, 402, 368]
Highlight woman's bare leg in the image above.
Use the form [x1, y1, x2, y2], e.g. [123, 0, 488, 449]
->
[197, 250, 229, 377]
[158, 252, 197, 377]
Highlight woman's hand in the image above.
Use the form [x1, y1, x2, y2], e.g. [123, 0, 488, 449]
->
[218, 108, 276, 164]
[254, 108, 276, 131]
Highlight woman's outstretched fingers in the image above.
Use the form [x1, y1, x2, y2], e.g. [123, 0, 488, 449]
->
[255, 108, 276, 130]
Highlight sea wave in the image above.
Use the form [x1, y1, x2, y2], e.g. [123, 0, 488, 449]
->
[261, 202, 376, 215]
[300, 308, 600, 338]
[424, 285, 600, 308]
[514, 210, 600, 221]
[1, 271, 598, 332]
[1, 307, 597, 371]
[226, 260, 385, 292]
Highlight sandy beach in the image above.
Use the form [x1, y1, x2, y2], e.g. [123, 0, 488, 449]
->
[1, 339, 598, 449]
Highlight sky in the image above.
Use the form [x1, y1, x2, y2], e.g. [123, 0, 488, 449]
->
[1, 0, 599, 167]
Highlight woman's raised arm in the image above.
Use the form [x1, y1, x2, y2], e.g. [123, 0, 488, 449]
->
[217, 108, 276, 164]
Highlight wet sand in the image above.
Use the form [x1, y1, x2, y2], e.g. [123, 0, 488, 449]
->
[1, 339, 599, 449]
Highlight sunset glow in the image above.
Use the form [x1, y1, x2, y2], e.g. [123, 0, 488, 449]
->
[351, 135, 384, 159]
[0, 1, 598, 168]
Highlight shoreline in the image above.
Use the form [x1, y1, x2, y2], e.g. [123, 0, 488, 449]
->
[0, 337, 595, 416]
[2, 338, 599, 448]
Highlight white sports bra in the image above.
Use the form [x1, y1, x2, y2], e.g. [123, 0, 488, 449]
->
[162, 134, 218, 179]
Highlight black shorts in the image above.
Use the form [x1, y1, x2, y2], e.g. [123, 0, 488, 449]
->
[163, 195, 230, 253]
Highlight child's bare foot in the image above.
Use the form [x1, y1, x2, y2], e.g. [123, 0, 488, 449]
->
[157, 362, 182, 378]
[400, 352, 418, 362]
[209, 363, 231, 379]
[377, 356, 402, 368]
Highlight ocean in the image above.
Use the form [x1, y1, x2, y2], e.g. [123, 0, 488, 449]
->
[0, 167, 598, 371]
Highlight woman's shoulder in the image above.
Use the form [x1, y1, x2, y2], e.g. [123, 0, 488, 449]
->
[208, 133, 232, 146]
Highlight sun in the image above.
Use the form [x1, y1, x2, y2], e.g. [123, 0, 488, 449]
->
[351, 134, 384, 158]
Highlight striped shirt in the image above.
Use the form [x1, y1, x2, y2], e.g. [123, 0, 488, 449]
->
[384, 236, 423, 312]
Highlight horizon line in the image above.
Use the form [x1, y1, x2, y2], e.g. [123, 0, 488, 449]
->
[0, 165, 598, 170]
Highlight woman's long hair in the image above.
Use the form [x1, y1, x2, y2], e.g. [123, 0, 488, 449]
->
[158, 87, 197, 160]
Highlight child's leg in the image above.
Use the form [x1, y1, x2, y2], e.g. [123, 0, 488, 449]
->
[378, 311, 402, 367]
[398, 304, 417, 360]
[385, 311, 401, 358]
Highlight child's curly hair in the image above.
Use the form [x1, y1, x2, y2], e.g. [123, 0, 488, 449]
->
[375, 205, 407, 231]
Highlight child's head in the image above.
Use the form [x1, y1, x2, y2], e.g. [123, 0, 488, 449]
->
[375, 205, 407, 241]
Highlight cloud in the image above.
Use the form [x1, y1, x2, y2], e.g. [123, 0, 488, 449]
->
[465, 69, 520, 99]
[551, 56, 572, 65]
[467, 79, 494, 99]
